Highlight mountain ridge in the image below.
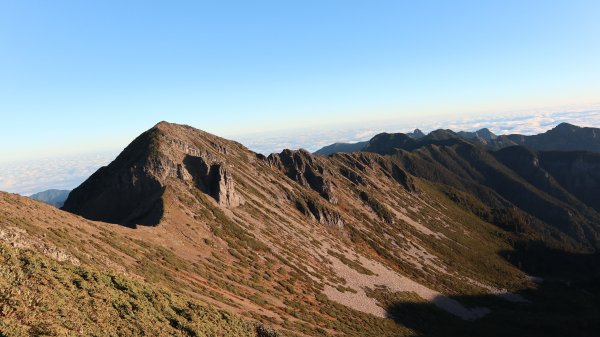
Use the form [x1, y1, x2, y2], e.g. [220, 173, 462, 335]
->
[3, 120, 600, 336]
[314, 122, 600, 155]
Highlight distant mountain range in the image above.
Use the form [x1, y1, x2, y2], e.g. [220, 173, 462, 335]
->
[2, 121, 600, 336]
[314, 128, 427, 155]
[315, 122, 600, 154]
[313, 141, 369, 156]
[29, 189, 70, 207]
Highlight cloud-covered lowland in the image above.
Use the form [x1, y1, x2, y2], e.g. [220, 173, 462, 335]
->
[0, 152, 117, 196]
[1, 109, 599, 196]
[235, 109, 600, 154]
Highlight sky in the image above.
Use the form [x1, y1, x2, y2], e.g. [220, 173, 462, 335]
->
[0, 1, 599, 194]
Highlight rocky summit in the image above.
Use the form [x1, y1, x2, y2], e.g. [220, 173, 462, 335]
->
[2, 121, 600, 337]
[63, 122, 245, 226]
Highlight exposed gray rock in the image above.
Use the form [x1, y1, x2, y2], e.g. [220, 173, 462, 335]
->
[63, 123, 243, 227]
[295, 195, 344, 228]
[269, 149, 337, 204]
[0, 227, 80, 265]
[211, 163, 242, 208]
[183, 155, 243, 208]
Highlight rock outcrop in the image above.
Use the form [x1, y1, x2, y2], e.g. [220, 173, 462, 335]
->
[269, 149, 337, 203]
[294, 194, 344, 228]
[182, 154, 242, 207]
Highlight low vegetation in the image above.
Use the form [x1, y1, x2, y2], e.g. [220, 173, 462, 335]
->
[0, 243, 280, 337]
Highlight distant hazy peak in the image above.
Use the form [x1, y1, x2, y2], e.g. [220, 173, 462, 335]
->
[29, 189, 70, 208]
[425, 129, 459, 141]
[553, 122, 578, 130]
[313, 140, 368, 155]
[404, 128, 424, 139]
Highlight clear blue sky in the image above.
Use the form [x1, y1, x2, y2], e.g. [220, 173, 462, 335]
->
[1, 0, 599, 163]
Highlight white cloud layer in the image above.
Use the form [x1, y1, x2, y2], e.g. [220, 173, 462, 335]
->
[1, 109, 599, 196]
[0, 152, 117, 196]
[236, 109, 600, 154]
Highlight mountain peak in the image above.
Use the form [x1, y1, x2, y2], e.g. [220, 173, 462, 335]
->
[362, 132, 417, 154]
[552, 122, 578, 132]
[427, 129, 459, 140]
[152, 120, 190, 134]
[475, 128, 497, 140]
[154, 120, 171, 128]
[62, 122, 246, 226]
[406, 128, 426, 139]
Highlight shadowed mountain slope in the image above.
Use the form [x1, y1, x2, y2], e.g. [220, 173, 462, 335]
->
[361, 135, 600, 250]
[502, 122, 600, 152]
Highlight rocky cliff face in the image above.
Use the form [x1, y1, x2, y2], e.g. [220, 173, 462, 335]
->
[269, 149, 338, 203]
[184, 155, 242, 208]
[61, 128, 166, 226]
[62, 122, 243, 226]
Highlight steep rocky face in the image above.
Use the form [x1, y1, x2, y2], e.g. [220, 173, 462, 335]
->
[63, 122, 244, 226]
[62, 128, 166, 226]
[328, 151, 416, 193]
[293, 193, 344, 228]
[184, 155, 242, 208]
[269, 149, 337, 203]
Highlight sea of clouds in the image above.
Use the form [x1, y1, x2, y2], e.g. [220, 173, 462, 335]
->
[0, 152, 118, 196]
[1, 109, 599, 196]
[236, 108, 600, 154]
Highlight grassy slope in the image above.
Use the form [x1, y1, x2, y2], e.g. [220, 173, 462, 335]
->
[0, 242, 279, 337]
[0, 191, 416, 337]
